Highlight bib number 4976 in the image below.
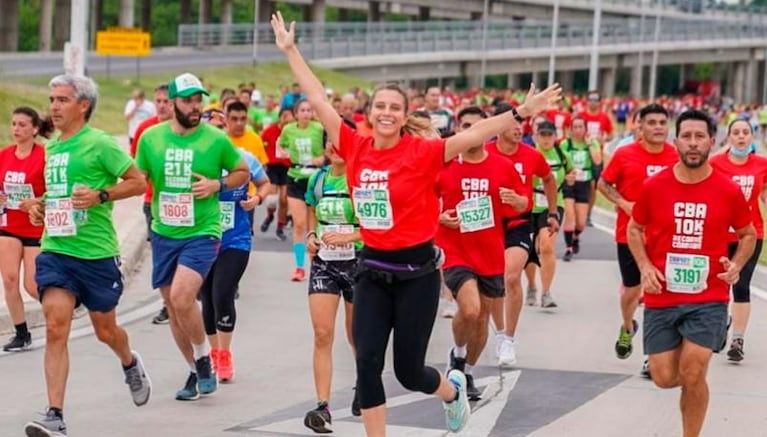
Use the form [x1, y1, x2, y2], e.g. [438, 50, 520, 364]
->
[352, 188, 393, 230]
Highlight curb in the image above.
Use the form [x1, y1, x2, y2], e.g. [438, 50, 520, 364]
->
[0, 211, 149, 335]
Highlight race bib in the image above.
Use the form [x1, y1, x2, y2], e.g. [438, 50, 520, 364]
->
[665, 253, 709, 294]
[318, 224, 355, 261]
[587, 121, 602, 139]
[353, 188, 393, 230]
[3, 183, 34, 210]
[45, 198, 76, 237]
[456, 196, 495, 233]
[534, 191, 548, 209]
[574, 169, 589, 182]
[220, 201, 235, 231]
[159, 192, 195, 227]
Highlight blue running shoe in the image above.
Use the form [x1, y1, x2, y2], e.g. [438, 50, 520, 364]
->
[195, 355, 218, 395]
[175, 372, 200, 401]
[443, 369, 471, 432]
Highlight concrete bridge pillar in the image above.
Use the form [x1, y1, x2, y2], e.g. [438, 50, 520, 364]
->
[630, 64, 643, 98]
[119, 0, 134, 27]
[730, 61, 747, 102]
[259, 0, 275, 23]
[679, 63, 695, 87]
[745, 54, 758, 103]
[368, 1, 382, 22]
[306, 0, 326, 23]
[38, 0, 54, 51]
[600, 67, 617, 97]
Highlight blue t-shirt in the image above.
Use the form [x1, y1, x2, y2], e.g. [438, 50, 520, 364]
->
[220, 150, 267, 252]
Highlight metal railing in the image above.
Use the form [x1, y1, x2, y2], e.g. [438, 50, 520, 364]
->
[178, 19, 767, 58]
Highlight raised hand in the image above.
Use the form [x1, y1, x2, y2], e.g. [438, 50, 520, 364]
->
[521, 83, 563, 117]
[271, 11, 296, 52]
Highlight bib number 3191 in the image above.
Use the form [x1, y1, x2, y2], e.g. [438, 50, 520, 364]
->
[665, 253, 709, 294]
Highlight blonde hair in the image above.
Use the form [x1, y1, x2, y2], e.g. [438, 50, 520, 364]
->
[370, 83, 437, 138]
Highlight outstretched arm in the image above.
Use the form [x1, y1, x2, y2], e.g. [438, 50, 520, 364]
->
[272, 12, 341, 146]
[443, 83, 562, 162]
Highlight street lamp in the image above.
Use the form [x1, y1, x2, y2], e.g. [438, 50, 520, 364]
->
[649, 1, 663, 101]
[548, 0, 560, 87]
[588, 0, 602, 91]
[478, 0, 489, 89]
[252, 0, 260, 66]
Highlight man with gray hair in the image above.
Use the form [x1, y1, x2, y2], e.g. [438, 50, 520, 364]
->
[25, 75, 151, 437]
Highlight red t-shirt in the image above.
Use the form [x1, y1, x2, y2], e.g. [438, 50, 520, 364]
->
[576, 110, 614, 139]
[436, 153, 526, 275]
[132, 116, 161, 204]
[337, 122, 445, 250]
[710, 153, 767, 239]
[261, 124, 291, 166]
[486, 140, 549, 228]
[545, 109, 572, 141]
[0, 144, 46, 239]
[600, 141, 679, 243]
[632, 168, 752, 308]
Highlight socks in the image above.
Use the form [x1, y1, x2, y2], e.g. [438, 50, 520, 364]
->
[505, 335, 515, 343]
[15, 322, 28, 336]
[564, 229, 574, 248]
[189, 362, 197, 373]
[317, 400, 329, 409]
[48, 407, 63, 419]
[277, 221, 286, 230]
[733, 331, 745, 341]
[465, 364, 474, 375]
[122, 356, 137, 370]
[192, 342, 210, 360]
[454, 344, 467, 359]
[294, 242, 306, 268]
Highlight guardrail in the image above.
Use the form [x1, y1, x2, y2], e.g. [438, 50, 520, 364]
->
[178, 19, 767, 59]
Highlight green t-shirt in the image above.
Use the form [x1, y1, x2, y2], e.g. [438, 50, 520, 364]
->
[249, 107, 280, 131]
[758, 109, 767, 125]
[136, 122, 243, 239]
[532, 145, 573, 212]
[279, 121, 325, 180]
[561, 137, 600, 182]
[41, 126, 132, 259]
[305, 167, 362, 251]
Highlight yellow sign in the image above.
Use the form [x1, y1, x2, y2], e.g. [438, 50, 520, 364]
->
[96, 28, 151, 56]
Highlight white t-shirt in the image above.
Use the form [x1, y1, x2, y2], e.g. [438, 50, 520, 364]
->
[124, 99, 157, 139]
[250, 89, 263, 105]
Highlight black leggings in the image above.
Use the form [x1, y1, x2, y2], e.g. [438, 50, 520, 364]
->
[353, 242, 442, 409]
[728, 239, 763, 303]
[201, 249, 250, 334]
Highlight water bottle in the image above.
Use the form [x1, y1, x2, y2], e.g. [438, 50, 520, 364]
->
[72, 183, 88, 225]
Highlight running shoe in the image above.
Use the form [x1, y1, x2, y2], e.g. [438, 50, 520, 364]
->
[447, 348, 466, 374]
[541, 292, 558, 308]
[351, 387, 361, 417]
[443, 369, 471, 432]
[175, 372, 200, 401]
[498, 338, 517, 368]
[195, 356, 218, 395]
[3, 331, 32, 352]
[304, 404, 332, 434]
[615, 320, 638, 359]
[525, 287, 537, 306]
[727, 338, 745, 362]
[640, 358, 652, 379]
[586, 214, 594, 227]
[218, 350, 235, 382]
[24, 409, 67, 436]
[494, 334, 504, 358]
[151, 307, 169, 325]
[563, 249, 573, 262]
[275, 227, 287, 241]
[210, 349, 221, 373]
[719, 316, 732, 352]
[291, 268, 306, 282]
[466, 374, 481, 401]
[572, 237, 581, 254]
[441, 300, 458, 318]
[123, 351, 151, 406]
[260, 214, 274, 233]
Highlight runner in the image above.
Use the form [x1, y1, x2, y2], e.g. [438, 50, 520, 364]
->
[303, 122, 363, 433]
[136, 72, 249, 401]
[129, 84, 173, 326]
[226, 101, 269, 165]
[260, 107, 295, 241]
[523, 120, 574, 308]
[280, 99, 326, 281]
[627, 109, 756, 437]
[598, 104, 679, 374]
[438, 106, 529, 401]
[576, 91, 613, 227]
[710, 119, 767, 362]
[561, 117, 602, 261]
[0, 107, 51, 351]
[271, 11, 559, 434]
[24, 74, 151, 436]
[201, 144, 270, 383]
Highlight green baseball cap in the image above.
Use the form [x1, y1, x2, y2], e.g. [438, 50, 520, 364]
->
[168, 73, 209, 99]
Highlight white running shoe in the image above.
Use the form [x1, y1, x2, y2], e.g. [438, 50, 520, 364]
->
[498, 339, 517, 368]
[443, 370, 471, 432]
[441, 300, 458, 319]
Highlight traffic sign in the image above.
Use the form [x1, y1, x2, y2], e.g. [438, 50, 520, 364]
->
[96, 28, 151, 57]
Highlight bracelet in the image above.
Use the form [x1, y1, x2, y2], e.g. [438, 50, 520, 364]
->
[548, 212, 560, 221]
[218, 177, 226, 192]
[305, 231, 317, 240]
[510, 106, 525, 123]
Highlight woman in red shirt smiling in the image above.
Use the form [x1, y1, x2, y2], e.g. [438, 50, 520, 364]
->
[272, 12, 560, 435]
[0, 107, 52, 352]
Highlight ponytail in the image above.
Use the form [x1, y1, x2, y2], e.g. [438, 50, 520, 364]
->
[402, 114, 439, 138]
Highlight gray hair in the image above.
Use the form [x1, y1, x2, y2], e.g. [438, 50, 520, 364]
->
[48, 74, 99, 121]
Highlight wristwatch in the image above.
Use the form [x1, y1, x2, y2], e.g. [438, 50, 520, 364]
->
[547, 212, 560, 221]
[98, 190, 110, 204]
[510, 106, 525, 123]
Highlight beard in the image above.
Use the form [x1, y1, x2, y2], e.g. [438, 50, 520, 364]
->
[681, 150, 710, 169]
[174, 104, 201, 129]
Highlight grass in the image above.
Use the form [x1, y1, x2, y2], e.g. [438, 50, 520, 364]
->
[0, 62, 372, 145]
